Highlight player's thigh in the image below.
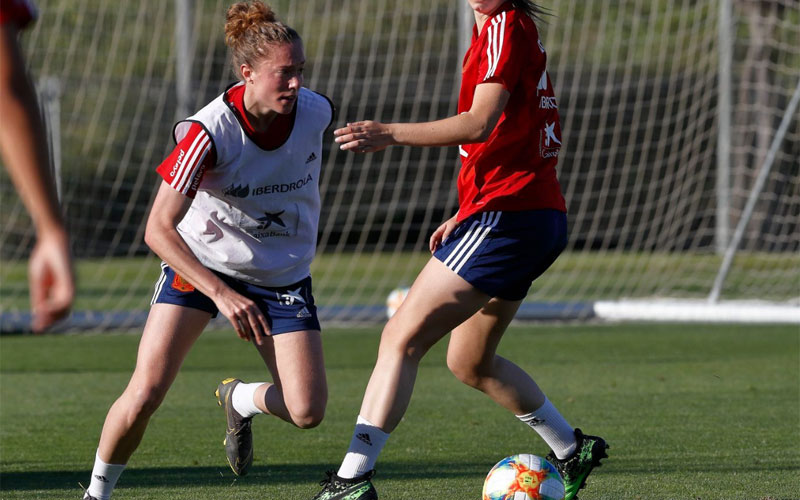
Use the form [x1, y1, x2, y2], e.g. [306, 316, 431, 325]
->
[254, 329, 327, 404]
[447, 297, 522, 370]
[130, 303, 211, 390]
[383, 257, 491, 355]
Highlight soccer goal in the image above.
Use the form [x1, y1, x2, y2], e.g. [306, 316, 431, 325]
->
[0, 0, 797, 331]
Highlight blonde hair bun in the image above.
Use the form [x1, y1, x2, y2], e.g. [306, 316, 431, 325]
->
[225, 1, 277, 46]
[223, 1, 300, 78]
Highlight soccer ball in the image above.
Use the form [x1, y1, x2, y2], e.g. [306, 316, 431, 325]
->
[483, 454, 565, 500]
[386, 286, 409, 318]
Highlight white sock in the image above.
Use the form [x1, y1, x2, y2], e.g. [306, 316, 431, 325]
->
[86, 451, 126, 500]
[232, 382, 265, 418]
[517, 398, 577, 459]
[337, 415, 390, 479]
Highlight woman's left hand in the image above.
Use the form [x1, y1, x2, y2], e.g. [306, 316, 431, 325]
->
[334, 121, 394, 153]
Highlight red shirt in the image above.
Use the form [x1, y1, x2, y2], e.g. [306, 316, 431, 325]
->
[156, 82, 295, 198]
[0, 0, 37, 29]
[456, 1, 566, 221]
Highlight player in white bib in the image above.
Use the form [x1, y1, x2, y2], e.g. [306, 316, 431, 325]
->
[82, 3, 334, 499]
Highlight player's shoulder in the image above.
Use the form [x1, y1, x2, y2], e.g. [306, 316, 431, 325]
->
[488, 4, 523, 26]
[194, 86, 241, 132]
[489, 5, 545, 58]
[299, 88, 335, 130]
[506, 7, 540, 37]
[300, 88, 333, 111]
[170, 86, 239, 157]
[482, 5, 537, 46]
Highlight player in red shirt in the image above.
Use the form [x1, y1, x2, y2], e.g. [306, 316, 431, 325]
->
[313, 2, 606, 500]
[0, 0, 75, 332]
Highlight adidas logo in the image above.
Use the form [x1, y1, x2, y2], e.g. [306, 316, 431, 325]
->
[296, 306, 311, 318]
[528, 416, 546, 426]
[356, 432, 373, 446]
[94, 474, 109, 483]
[305, 152, 317, 164]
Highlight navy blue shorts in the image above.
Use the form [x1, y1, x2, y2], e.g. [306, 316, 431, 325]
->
[151, 263, 321, 335]
[433, 209, 567, 301]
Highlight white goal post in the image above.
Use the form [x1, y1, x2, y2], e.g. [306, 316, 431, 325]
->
[0, 0, 797, 330]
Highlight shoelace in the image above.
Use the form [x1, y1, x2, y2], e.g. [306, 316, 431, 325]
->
[318, 470, 338, 487]
[234, 418, 252, 434]
[78, 482, 98, 500]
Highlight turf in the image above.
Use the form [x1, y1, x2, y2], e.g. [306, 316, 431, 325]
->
[1, 323, 798, 499]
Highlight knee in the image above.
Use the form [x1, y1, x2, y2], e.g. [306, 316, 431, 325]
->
[447, 355, 488, 389]
[380, 318, 432, 362]
[124, 384, 167, 422]
[288, 401, 326, 429]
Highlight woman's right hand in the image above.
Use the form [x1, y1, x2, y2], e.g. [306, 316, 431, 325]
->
[214, 287, 271, 345]
[334, 121, 394, 153]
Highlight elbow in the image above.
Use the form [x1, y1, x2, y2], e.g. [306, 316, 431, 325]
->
[143, 218, 165, 252]
[466, 118, 495, 143]
[465, 127, 491, 144]
[143, 223, 157, 251]
[474, 125, 493, 143]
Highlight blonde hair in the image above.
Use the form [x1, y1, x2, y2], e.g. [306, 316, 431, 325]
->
[224, 1, 300, 78]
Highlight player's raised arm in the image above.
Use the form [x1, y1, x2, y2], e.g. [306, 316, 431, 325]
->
[334, 82, 509, 152]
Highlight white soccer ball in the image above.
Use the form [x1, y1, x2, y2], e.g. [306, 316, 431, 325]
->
[386, 287, 410, 318]
[483, 454, 565, 500]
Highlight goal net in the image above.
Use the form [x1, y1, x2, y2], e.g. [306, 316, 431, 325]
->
[1, 0, 798, 330]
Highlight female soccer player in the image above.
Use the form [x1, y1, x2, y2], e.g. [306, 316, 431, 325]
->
[82, 3, 334, 499]
[312, 2, 607, 500]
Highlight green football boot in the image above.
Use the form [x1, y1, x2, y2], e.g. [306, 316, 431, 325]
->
[546, 428, 609, 500]
[312, 470, 378, 500]
[215, 378, 254, 476]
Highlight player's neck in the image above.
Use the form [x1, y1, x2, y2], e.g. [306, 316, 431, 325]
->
[244, 107, 277, 133]
[474, 13, 490, 34]
[243, 89, 278, 133]
[473, 1, 507, 34]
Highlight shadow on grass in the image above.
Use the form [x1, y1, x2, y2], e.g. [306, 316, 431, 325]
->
[0, 461, 489, 492]
[5, 459, 798, 493]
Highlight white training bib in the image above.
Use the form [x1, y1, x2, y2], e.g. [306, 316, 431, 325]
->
[173, 85, 333, 287]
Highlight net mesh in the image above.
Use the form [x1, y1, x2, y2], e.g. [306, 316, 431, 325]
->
[1, 0, 798, 327]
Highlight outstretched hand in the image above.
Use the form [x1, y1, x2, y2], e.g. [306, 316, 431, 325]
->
[334, 121, 394, 153]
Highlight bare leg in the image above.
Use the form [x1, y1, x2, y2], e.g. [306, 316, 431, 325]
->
[447, 297, 580, 462]
[359, 258, 490, 432]
[251, 329, 327, 428]
[446, 297, 546, 414]
[97, 304, 210, 463]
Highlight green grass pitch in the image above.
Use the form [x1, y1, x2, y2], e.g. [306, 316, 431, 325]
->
[1, 323, 798, 499]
